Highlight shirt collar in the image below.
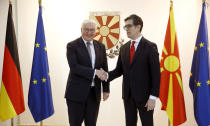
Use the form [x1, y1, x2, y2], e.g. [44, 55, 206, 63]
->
[82, 37, 93, 46]
[130, 34, 143, 43]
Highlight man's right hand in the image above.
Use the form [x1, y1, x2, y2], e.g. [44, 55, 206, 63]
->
[96, 68, 107, 81]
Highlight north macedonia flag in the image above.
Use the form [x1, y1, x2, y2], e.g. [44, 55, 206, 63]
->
[159, 2, 187, 126]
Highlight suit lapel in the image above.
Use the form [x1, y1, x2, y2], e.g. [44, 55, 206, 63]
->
[93, 40, 99, 68]
[130, 37, 145, 67]
[123, 42, 131, 68]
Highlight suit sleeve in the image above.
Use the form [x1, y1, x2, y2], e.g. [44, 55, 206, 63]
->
[101, 45, 110, 93]
[66, 43, 94, 81]
[108, 48, 123, 82]
[148, 43, 160, 97]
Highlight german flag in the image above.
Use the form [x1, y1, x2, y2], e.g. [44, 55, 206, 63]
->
[159, 2, 187, 126]
[0, 4, 25, 121]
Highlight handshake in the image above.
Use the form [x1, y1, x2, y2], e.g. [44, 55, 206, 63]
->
[96, 68, 108, 81]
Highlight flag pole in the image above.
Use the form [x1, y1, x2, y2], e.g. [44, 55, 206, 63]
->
[38, 0, 43, 121]
[40, 121, 43, 126]
[39, 2, 42, 126]
[39, 0, 42, 6]
[168, 0, 172, 124]
[168, 119, 171, 126]
[11, 118, 14, 126]
[38, 1, 42, 126]
[9, 0, 14, 124]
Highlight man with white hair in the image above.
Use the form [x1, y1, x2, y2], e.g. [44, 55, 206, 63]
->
[65, 20, 110, 126]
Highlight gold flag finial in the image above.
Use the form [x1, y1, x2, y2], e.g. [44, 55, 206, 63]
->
[39, 0, 42, 6]
[9, 0, 12, 4]
[202, 0, 206, 3]
[170, 0, 173, 8]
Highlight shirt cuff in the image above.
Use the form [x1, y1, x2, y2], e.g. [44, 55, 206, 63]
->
[104, 73, 109, 82]
[93, 69, 96, 79]
[149, 95, 158, 100]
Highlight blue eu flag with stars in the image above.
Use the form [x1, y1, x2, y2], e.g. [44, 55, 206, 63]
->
[28, 6, 54, 122]
[189, 2, 210, 126]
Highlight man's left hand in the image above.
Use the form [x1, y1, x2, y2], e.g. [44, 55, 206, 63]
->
[103, 92, 109, 101]
[145, 98, 156, 111]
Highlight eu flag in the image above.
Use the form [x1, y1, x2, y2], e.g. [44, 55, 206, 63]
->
[28, 6, 54, 122]
[189, 2, 210, 126]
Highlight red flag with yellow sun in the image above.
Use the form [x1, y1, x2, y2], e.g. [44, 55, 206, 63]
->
[159, 2, 187, 126]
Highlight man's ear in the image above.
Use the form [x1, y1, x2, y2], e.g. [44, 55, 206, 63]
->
[137, 25, 141, 31]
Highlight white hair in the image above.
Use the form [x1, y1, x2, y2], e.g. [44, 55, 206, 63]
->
[81, 19, 98, 29]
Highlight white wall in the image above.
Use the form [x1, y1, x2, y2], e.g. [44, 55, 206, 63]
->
[1, 0, 210, 126]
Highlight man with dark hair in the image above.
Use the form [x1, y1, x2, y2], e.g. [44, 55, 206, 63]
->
[124, 14, 143, 32]
[103, 14, 160, 126]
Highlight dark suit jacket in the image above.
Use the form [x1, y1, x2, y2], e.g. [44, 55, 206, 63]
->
[65, 37, 109, 103]
[108, 37, 160, 102]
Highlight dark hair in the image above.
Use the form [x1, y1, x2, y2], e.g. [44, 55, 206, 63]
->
[124, 14, 143, 32]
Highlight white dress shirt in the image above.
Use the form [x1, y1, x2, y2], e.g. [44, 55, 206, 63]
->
[130, 34, 142, 50]
[82, 37, 96, 87]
